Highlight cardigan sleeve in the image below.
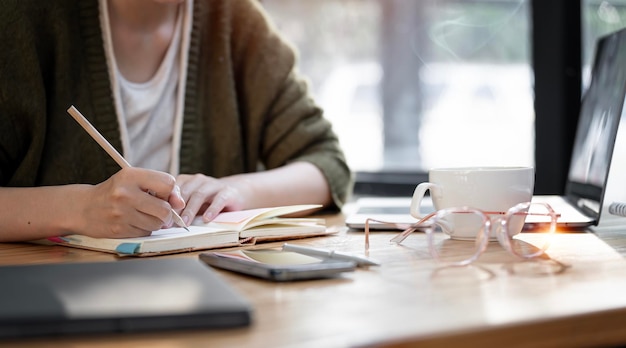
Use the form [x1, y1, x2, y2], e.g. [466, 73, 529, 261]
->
[227, 0, 353, 209]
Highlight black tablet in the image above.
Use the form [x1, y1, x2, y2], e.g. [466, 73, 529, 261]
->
[0, 258, 252, 339]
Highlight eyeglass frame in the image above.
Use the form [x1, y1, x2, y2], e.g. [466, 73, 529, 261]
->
[365, 201, 560, 266]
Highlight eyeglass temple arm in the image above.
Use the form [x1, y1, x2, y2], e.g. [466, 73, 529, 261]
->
[390, 213, 436, 244]
[365, 218, 414, 250]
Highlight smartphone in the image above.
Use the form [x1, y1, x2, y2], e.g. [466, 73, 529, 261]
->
[199, 249, 356, 281]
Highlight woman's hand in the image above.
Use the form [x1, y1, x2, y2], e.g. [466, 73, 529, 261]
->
[175, 163, 332, 226]
[77, 167, 185, 238]
[175, 174, 249, 225]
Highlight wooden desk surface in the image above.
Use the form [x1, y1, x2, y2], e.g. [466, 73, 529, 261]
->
[3, 213, 626, 348]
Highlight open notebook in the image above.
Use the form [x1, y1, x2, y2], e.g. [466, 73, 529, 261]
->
[46, 205, 330, 256]
[346, 27, 626, 231]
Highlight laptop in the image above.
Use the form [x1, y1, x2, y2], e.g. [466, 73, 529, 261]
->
[346, 27, 626, 231]
[344, 196, 432, 230]
[0, 258, 252, 339]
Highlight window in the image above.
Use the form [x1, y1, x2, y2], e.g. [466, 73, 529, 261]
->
[262, 0, 532, 173]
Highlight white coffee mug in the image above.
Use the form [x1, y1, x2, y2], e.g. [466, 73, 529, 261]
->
[411, 167, 535, 240]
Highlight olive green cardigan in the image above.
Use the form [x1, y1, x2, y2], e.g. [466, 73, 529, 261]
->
[0, 0, 352, 208]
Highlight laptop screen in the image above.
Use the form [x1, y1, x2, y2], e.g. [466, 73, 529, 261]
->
[566, 28, 626, 217]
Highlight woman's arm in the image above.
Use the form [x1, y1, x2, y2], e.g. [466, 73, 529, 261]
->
[0, 167, 185, 242]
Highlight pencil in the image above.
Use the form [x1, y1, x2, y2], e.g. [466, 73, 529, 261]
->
[67, 105, 189, 231]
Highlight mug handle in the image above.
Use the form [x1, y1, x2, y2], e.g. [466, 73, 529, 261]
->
[410, 182, 441, 219]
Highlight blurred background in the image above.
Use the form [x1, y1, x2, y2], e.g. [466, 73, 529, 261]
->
[260, 0, 626, 198]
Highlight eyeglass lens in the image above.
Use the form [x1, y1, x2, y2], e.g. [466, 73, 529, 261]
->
[427, 209, 489, 264]
[501, 202, 555, 259]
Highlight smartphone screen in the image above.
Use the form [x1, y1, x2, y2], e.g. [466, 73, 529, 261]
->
[199, 249, 356, 281]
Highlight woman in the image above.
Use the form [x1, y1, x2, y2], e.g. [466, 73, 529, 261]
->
[0, 0, 352, 242]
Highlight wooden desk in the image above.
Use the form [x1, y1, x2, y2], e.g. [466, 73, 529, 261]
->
[3, 213, 626, 348]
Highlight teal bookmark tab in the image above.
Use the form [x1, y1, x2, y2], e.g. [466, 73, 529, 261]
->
[115, 243, 141, 255]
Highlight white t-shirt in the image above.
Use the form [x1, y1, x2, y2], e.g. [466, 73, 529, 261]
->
[99, 0, 192, 174]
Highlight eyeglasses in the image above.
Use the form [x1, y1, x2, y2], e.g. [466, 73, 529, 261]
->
[365, 202, 559, 267]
